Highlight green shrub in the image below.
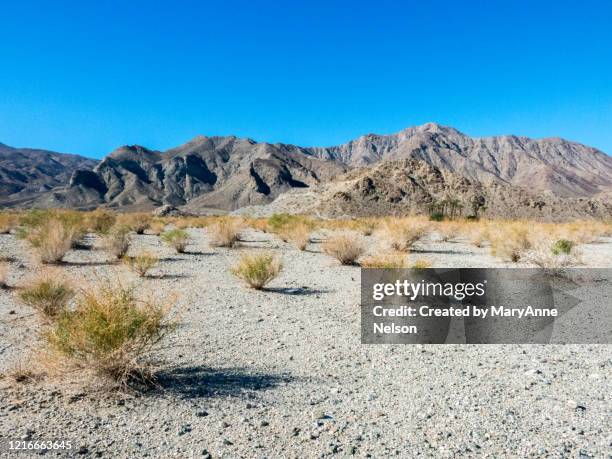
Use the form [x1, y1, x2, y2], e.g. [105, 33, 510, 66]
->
[19, 275, 74, 320]
[231, 251, 282, 289]
[551, 239, 574, 255]
[429, 212, 444, 222]
[161, 229, 190, 253]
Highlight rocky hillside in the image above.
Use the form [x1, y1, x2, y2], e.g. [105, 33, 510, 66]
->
[35, 136, 345, 211]
[306, 123, 612, 198]
[236, 159, 612, 221]
[0, 143, 97, 207]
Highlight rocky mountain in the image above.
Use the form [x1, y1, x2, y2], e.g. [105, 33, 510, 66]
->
[306, 123, 612, 198]
[34, 136, 345, 211]
[0, 143, 97, 207]
[235, 159, 612, 221]
[1, 123, 611, 217]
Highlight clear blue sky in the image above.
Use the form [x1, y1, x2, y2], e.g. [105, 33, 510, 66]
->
[1, 0, 611, 158]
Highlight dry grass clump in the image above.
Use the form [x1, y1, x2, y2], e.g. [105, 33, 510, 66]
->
[29, 218, 77, 264]
[230, 251, 282, 289]
[278, 223, 311, 250]
[43, 282, 177, 388]
[86, 209, 116, 235]
[208, 218, 244, 248]
[147, 220, 167, 235]
[19, 273, 74, 320]
[381, 219, 428, 252]
[412, 259, 432, 269]
[0, 212, 19, 234]
[437, 222, 460, 242]
[124, 251, 158, 277]
[355, 218, 379, 236]
[0, 264, 7, 289]
[161, 229, 190, 253]
[323, 231, 366, 265]
[490, 222, 532, 262]
[468, 226, 489, 248]
[103, 225, 132, 259]
[360, 252, 407, 268]
[524, 237, 580, 271]
[118, 213, 152, 234]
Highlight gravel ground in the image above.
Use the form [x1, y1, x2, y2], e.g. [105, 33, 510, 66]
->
[0, 230, 610, 458]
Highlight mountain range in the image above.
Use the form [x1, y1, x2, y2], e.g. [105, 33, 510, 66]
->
[1, 123, 611, 220]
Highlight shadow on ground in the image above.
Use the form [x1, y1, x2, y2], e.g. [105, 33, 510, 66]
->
[266, 287, 332, 296]
[155, 366, 293, 399]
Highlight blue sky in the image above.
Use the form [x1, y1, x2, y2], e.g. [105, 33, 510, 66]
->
[0, 0, 610, 158]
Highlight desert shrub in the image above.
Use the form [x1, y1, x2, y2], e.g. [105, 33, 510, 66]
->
[104, 225, 132, 259]
[382, 220, 428, 252]
[323, 231, 366, 265]
[19, 274, 74, 320]
[86, 210, 116, 235]
[412, 259, 432, 270]
[490, 223, 531, 262]
[278, 223, 311, 250]
[429, 212, 444, 222]
[0, 213, 19, 234]
[161, 229, 190, 253]
[468, 227, 489, 248]
[438, 222, 460, 242]
[0, 264, 7, 289]
[124, 252, 158, 277]
[525, 239, 580, 271]
[360, 252, 407, 268]
[44, 282, 177, 388]
[118, 213, 152, 234]
[147, 220, 166, 235]
[355, 218, 379, 236]
[267, 213, 302, 232]
[551, 239, 574, 255]
[29, 218, 77, 264]
[208, 218, 244, 248]
[230, 251, 282, 289]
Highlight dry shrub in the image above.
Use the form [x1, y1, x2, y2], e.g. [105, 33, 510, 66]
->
[0, 264, 7, 289]
[355, 218, 379, 236]
[323, 231, 366, 265]
[86, 209, 116, 235]
[524, 237, 580, 272]
[118, 213, 152, 234]
[30, 219, 77, 264]
[360, 252, 407, 268]
[208, 218, 244, 248]
[278, 223, 311, 250]
[412, 258, 432, 269]
[382, 220, 428, 252]
[43, 281, 177, 388]
[4, 362, 39, 384]
[490, 222, 532, 262]
[0, 213, 19, 234]
[19, 272, 74, 320]
[161, 229, 190, 253]
[104, 225, 132, 259]
[468, 226, 489, 248]
[147, 220, 166, 235]
[124, 251, 158, 277]
[437, 222, 460, 242]
[245, 218, 270, 233]
[230, 251, 282, 289]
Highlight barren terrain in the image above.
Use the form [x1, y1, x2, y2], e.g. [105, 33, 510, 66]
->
[0, 227, 610, 458]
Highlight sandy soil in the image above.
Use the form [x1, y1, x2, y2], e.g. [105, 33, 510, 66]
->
[0, 229, 610, 458]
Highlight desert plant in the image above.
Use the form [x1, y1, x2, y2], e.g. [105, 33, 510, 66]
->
[551, 239, 574, 255]
[19, 274, 74, 320]
[382, 220, 428, 252]
[29, 218, 77, 264]
[118, 213, 152, 234]
[208, 218, 244, 248]
[86, 209, 116, 235]
[412, 259, 432, 270]
[104, 225, 132, 259]
[124, 252, 158, 277]
[525, 240, 579, 272]
[0, 213, 19, 234]
[429, 212, 445, 222]
[147, 220, 166, 235]
[323, 231, 366, 265]
[490, 223, 531, 262]
[438, 222, 460, 242]
[230, 251, 282, 289]
[360, 252, 407, 269]
[44, 281, 177, 388]
[0, 264, 7, 289]
[161, 229, 190, 253]
[278, 223, 311, 250]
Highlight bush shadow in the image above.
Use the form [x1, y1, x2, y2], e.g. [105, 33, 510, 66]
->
[155, 365, 293, 399]
[266, 287, 332, 296]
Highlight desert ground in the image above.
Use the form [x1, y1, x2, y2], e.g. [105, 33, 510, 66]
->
[0, 225, 611, 458]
